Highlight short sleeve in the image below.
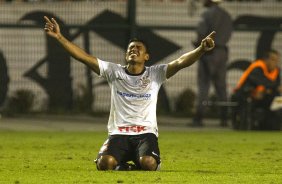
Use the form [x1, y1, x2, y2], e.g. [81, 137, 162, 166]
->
[98, 59, 117, 82]
[151, 64, 168, 84]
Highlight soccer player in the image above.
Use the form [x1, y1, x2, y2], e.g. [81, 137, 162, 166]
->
[44, 16, 215, 171]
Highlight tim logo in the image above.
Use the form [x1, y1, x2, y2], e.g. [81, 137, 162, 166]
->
[137, 76, 150, 88]
[118, 125, 147, 133]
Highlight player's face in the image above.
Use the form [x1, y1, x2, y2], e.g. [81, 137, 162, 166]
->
[266, 52, 280, 71]
[125, 41, 149, 64]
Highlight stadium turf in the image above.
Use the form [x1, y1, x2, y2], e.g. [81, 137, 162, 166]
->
[0, 131, 281, 183]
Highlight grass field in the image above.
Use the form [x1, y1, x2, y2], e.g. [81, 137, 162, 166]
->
[0, 130, 282, 184]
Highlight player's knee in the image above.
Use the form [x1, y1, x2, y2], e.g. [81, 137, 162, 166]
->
[96, 155, 118, 170]
[139, 156, 157, 171]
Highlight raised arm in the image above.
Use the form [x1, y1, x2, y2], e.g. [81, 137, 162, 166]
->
[44, 16, 100, 75]
[166, 31, 216, 79]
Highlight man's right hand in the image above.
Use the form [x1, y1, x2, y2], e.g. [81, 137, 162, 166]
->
[44, 16, 61, 39]
[200, 31, 216, 52]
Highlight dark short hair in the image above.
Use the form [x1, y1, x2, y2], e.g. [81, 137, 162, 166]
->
[127, 38, 150, 54]
[262, 49, 280, 59]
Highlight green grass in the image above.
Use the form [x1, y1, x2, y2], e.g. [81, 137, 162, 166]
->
[0, 131, 282, 184]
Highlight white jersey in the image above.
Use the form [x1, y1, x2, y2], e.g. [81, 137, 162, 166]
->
[98, 59, 168, 137]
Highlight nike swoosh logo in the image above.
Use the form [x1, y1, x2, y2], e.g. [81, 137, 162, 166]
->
[152, 151, 159, 157]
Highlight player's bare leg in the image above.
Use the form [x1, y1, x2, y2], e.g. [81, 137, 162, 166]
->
[139, 156, 157, 171]
[96, 155, 118, 170]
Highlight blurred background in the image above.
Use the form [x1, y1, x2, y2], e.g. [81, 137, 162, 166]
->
[0, 0, 281, 118]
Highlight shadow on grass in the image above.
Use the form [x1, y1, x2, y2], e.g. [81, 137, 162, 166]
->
[159, 170, 221, 174]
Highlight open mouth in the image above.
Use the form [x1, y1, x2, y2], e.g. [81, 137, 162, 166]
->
[129, 52, 138, 57]
[130, 54, 137, 57]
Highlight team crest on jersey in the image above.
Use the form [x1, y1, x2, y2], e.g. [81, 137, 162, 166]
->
[136, 76, 150, 88]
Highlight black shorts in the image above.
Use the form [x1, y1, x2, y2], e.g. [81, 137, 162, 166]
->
[96, 133, 161, 168]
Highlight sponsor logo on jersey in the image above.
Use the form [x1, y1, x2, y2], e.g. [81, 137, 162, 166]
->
[117, 90, 151, 99]
[118, 125, 147, 133]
